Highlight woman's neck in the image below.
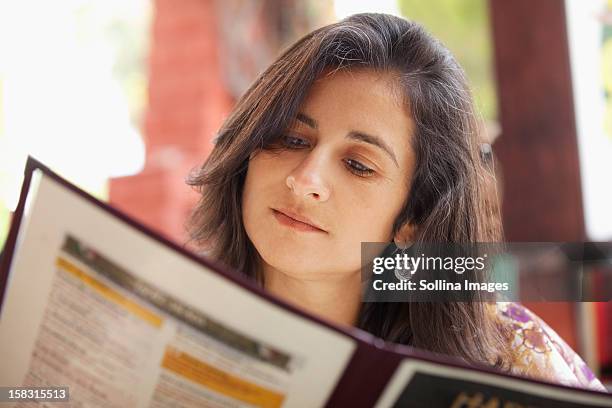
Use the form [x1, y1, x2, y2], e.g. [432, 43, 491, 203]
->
[263, 266, 362, 327]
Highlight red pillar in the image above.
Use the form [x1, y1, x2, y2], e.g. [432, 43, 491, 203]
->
[489, 0, 582, 350]
[109, 0, 233, 246]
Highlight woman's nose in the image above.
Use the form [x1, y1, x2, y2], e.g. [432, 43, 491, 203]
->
[285, 154, 331, 202]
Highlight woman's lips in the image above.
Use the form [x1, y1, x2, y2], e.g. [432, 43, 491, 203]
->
[272, 209, 327, 233]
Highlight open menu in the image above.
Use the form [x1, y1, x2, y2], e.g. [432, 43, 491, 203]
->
[0, 157, 610, 407]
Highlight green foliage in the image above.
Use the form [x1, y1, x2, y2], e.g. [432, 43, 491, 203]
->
[604, 1, 612, 141]
[73, 2, 150, 129]
[398, 0, 497, 121]
[604, 38, 612, 140]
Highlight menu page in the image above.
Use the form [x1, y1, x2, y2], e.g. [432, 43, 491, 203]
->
[375, 359, 612, 408]
[0, 170, 356, 407]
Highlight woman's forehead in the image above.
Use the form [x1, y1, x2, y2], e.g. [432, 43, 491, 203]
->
[299, 69, 412, 136]
[308, 67, 407, 111]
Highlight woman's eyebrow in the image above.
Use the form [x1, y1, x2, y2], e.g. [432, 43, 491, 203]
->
[296, 112, 399, 167]
[347, 131, 398, 167]
[296, 112, 317, 129]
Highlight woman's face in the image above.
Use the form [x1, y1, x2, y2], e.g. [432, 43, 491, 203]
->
[242, 69, 416, 280]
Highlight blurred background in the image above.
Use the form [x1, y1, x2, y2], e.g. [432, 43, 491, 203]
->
[0, 0, 610, 387]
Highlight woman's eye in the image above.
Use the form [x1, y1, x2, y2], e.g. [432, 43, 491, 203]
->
[344, 159, 375, 177]
[281, 135, 310, 149]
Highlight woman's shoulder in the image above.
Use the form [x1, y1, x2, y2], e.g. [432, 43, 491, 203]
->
[489, 301, 606, 392]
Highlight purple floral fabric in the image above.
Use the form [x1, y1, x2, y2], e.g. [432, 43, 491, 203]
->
[493, 302, 606, 392]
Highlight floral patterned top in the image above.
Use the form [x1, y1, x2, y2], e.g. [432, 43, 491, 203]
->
[493, 302, 607, 392]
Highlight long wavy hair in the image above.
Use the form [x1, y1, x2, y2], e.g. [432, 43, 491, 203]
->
[186, 13, 512, 368]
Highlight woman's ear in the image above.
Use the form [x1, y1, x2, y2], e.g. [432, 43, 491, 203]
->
[393, 222, 417, 248]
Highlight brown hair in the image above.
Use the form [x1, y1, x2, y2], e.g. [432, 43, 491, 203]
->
[186, 13, 512, 368]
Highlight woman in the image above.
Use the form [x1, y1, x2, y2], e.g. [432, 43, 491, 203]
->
[186, 13, 605, 391]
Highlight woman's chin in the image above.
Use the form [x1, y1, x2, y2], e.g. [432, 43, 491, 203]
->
[263, 255, 324, 275]
[261, 255, 360, 282]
